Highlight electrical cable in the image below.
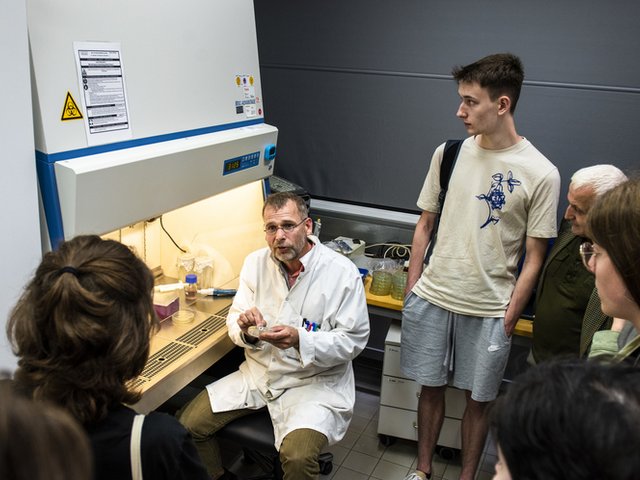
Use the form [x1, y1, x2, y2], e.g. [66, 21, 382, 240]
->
[159, 216, 187, 253]
[365, 243, 411, 260]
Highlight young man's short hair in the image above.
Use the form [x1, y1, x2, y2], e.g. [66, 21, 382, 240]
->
[452, 53, 524, 113]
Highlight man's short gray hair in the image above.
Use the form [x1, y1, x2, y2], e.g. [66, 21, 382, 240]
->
[570, 164, 628, 197]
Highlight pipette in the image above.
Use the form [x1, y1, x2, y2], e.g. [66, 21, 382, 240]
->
[197, 288, 237, 297]
[154, 282, 184, 292]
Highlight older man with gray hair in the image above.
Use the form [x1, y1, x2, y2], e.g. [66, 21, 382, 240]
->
[531, 164, 628, 363]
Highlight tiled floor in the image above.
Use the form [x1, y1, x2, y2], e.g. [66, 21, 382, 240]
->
[318, 390, 497, 480]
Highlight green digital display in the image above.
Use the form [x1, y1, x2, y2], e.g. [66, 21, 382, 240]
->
[225, 159, 241, 172]
[223, 151, 260, 176]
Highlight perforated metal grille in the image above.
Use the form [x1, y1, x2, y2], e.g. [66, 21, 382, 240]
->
[176, 315, 226, 346]
[140, 342, 193, 379]
[216, 304, 231, 318]
[129, 377, 148, 390]
[136, 303, 231, 382]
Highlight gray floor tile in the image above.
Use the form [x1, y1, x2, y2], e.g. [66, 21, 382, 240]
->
[336, 428, 359, 450]
[442, 463, 461, 480]
[352, 434, 386, 458]
[348, 413, 372, 435]
[331, 466, 370, 480]
[327, 444, 350, 467]
[371, 459, 412, 479]
[362, 415, 381, 439]
[381, 439, 417, 468]
[342, 450, 379, 476]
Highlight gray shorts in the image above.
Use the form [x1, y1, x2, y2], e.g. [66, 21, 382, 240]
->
[400, 292, 511, 402]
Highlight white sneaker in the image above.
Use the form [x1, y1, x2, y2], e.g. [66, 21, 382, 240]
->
[403, 473, 428, 480]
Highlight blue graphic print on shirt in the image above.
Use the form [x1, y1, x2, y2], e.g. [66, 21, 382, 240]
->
[476, 171, 521, 228]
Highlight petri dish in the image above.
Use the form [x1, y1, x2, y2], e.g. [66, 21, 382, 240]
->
[172, 309, 195, 326]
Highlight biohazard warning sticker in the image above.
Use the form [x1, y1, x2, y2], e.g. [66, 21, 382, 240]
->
[61, 91, 83, 121]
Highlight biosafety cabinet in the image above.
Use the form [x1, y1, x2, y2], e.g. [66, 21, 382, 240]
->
[29, 0, 277, 254]
[28, 0, 278, 410]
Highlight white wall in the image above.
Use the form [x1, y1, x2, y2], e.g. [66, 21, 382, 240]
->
[0, 0, 42, 370]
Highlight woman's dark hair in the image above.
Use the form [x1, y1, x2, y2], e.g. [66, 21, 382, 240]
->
[490, 359, 640, 480]
[587, 177, 640, 308]
[6, 235, 158, 424]
[0, 376, 92, 480]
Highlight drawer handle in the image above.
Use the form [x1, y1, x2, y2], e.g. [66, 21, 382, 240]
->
[412, 421, 418, 430]
[415, 391, 420, 398]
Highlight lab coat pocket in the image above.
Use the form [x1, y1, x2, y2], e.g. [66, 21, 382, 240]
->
[208, 370, 263, 411]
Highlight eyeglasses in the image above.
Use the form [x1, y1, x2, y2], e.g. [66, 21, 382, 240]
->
[263, 218, 308, 236]
[579, 242, 600, 272]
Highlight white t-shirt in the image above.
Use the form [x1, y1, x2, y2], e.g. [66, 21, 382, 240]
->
[412, 137, 561, 317]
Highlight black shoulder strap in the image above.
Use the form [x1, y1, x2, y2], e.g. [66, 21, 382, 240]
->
[439, 139, 463, 197]
[423, 139, 463, 265]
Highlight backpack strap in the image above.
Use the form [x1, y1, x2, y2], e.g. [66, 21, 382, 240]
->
[423, 139, 463, 265]
[439, 139, 463, 195]
[130, 413, 145, 480]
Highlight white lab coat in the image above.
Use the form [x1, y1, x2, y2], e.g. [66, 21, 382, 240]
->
[206, 236, 370, 448]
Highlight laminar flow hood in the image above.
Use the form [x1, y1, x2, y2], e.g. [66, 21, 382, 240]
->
[28, 0, 278, 249]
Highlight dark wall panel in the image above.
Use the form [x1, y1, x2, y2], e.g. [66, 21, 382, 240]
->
[255, 0, 640, 211]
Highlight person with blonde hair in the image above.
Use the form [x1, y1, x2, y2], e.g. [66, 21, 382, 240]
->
[6, 235, 208, 480]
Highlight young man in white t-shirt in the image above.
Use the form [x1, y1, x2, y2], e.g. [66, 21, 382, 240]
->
[401, 53, 560, 480]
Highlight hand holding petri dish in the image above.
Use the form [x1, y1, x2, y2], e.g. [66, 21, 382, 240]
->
[247, 325, 272, 337]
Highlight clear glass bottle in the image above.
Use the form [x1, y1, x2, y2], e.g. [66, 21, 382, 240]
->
[184, 274, 198, 302]
[176, 253, 195, 282]
[194, 256, 214, 289]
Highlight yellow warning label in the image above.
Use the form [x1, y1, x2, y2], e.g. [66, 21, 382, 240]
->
[61, 92, 83, 121]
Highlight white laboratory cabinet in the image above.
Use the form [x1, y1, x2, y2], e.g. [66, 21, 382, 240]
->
[378, 322, 465, 456]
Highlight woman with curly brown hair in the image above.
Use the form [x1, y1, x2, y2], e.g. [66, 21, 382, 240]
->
[6, 235, 208, 480]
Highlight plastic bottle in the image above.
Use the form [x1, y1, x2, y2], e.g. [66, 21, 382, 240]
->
[184, 274, 198, 302]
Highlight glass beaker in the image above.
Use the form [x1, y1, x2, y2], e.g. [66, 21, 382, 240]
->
[390, 270, 408, 300]
[194, 256, 214, 289]
[176, 253, 195, 282]
[369, 270, 392, 296]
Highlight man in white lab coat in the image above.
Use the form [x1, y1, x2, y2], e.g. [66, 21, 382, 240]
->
[179, 191, 370, 480]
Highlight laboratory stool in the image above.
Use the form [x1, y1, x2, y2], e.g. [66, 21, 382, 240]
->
[216, 409, 333, 479]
